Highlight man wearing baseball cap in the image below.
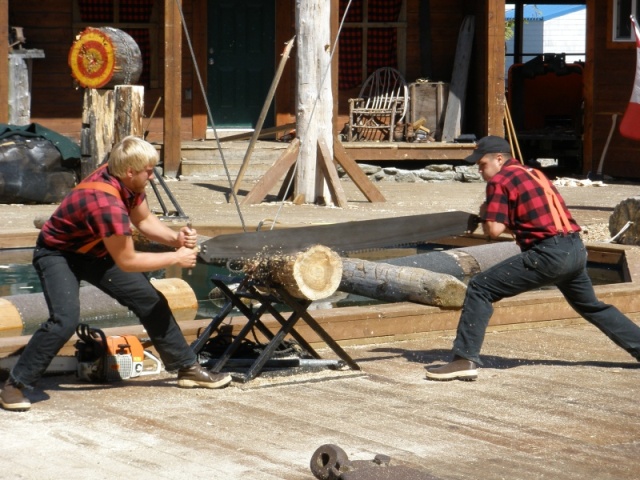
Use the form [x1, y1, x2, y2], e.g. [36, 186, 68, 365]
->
[425, 135, 640, 381]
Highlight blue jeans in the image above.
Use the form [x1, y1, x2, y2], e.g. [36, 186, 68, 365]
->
[9, 245, 197, 389]
[453, 233, 640, 365]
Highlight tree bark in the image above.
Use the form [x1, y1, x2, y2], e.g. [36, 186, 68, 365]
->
[340, 258, 467, 308]
[244, 245, 343, 301]
[610, 197, 640, 245]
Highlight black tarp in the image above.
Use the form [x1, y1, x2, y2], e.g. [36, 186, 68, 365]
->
[0, 123, 80, 204]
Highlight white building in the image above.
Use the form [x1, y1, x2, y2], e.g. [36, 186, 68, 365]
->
[505, 4, 586, 75]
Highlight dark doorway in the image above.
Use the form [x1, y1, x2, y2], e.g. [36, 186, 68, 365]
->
[207, 0, 275, 128]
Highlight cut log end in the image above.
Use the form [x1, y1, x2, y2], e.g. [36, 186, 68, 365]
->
[289, 245, 343, 300]
[610, 196, 640, 244]
[245, 245, 343, 301]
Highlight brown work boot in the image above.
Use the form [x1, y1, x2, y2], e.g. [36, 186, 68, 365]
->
[177, 364, 232, 389]
[425, 356, 478, 381]
[1, 379, 31, 411]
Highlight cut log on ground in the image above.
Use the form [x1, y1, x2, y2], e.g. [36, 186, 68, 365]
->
[340, 258, 467, 308]
[609, 197, 640, 245]
[243, 245, 343, 301]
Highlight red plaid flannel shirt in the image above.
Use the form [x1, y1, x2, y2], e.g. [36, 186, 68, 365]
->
[483, 159, 581, 250]
[39, 167, 145, 257]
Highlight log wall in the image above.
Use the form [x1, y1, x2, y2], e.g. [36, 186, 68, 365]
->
[8, 1, 640, 178]
[584, 0, 639, 178]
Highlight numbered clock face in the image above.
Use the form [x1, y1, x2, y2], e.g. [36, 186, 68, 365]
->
[68, 28, 116, 89]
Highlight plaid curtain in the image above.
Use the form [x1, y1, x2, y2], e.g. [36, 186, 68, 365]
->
[339, 0, 402, 90]
[77, 0, 154, 86]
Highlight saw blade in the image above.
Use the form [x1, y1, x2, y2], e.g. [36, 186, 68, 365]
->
[198, 210, 471, 264]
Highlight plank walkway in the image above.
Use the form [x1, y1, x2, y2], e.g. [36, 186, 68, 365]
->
[2, 322, 639, 479]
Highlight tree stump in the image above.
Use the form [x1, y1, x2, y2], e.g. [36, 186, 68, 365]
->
[244, 245, 343, 301]
[340, 258, 467, 308]
[609, 197, 640, 244]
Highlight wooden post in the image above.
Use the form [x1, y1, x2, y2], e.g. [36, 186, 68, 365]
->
[295, 0, 333, 204]
[80, 86, 144, 179]
[163, 0, 182, 177]
[0, 0, 9, 123]
[113, 85, 144, 142]
[81, 89, 115, 178]
[486, 0, 506, 136]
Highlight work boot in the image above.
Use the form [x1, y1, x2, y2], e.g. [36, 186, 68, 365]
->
[425, 355, 478, 381]
[177, 364, 232, 389]
[1, 378, 31, 411]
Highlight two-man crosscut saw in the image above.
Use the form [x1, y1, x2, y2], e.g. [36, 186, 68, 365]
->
[198, 211, 471, 264]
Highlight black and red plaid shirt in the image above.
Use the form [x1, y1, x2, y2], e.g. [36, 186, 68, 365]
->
[39, 167, 145, 257]
[483, 158, 581, 250]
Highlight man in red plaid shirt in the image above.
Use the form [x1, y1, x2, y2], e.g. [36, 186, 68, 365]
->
[1, 136, 231, 412]
[426, 136, 640, 381]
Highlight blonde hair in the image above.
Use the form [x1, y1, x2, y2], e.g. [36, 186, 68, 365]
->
[108, 136, 159, 177]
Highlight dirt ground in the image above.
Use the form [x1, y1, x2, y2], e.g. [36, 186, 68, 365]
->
[2, 173, 637, 244]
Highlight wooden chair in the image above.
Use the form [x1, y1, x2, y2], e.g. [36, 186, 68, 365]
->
[347, 67, 409, 142]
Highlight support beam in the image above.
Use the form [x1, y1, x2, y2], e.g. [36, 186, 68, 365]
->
[191, 0, 207, 139]
[0, 0, 8, 122]
[486, 0, 506, 136]
[163, 0, 182, 177]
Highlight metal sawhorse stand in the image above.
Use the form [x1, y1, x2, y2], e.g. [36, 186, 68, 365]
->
[190, 278, 360, 382]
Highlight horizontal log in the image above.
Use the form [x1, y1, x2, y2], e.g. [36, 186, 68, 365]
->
[340, 258, 467, 308]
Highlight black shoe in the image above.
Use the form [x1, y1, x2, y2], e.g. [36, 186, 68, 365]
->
[425, 356, 478, 381]
[177, 364, 232, 389]
[1, 380, 31, 411]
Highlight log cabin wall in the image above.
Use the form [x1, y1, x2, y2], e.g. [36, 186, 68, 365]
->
[585, 0, 640, 178]
[8, 0, 197, 143]
[327, 0, 486, 136]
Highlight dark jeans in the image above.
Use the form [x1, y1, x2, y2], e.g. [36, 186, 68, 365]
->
[453, 233, 640, 365]
[10, 245, 197, 389]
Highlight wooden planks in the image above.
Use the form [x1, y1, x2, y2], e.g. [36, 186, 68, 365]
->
[442, 15, 475, 142]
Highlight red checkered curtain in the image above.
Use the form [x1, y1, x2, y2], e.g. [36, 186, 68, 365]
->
[338, 0, 403, 90]
[77, 0, 155, 86]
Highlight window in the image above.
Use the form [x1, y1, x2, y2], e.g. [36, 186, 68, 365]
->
[72, 0, 160, 88]
[338, 0, 407, 90]
[612, 0, 640, 42]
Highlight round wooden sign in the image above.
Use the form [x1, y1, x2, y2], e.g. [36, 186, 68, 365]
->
[68, 27, 142, 89]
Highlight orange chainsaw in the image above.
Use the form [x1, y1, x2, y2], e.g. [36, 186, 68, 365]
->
[74, 323, 162, 382]
[0, 325, 163, 382]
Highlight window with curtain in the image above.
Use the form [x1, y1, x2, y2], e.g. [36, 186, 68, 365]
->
[338, 0, 406, 90]
[73, 0, 159, 87]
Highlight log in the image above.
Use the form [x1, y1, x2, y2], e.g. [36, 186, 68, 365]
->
[609, 197, 640, 245]
[340, 258, 467, 309]
[386, 242, 522, 279]
[243, 245, 343, 301]
[0, 278, 198, 335]
[69, 27, 142, 89]
[80, 85, 144, 177]
[81, 88, 114, 177]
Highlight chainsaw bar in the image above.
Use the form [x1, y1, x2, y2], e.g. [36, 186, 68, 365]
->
[198, 210, 471, 264]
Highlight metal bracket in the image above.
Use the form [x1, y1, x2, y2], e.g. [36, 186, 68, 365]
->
[149, 166, 189, 220]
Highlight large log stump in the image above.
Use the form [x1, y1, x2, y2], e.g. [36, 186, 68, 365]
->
[244, 245, 343, 301]
[340, 258, 467, 308]
[609, 197, 640, 244]
[69, 27, 142, 89]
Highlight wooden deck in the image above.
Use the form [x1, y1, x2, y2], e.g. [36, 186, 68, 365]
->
[177, 139, 475, 179]
[2, 180, 640, 478]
